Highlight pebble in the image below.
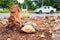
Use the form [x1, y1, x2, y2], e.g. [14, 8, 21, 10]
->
[7, 38, 11, 40]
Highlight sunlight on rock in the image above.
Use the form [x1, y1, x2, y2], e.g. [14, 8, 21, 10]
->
[21, 25, 36, 33]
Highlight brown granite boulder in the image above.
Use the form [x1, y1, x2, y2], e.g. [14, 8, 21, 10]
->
[8, 5, 21, 28]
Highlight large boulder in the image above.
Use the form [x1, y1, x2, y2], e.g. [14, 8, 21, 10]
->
[8, 5, 21, 28]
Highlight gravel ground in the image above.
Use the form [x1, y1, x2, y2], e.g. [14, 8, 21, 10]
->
[0, 13, 60, 40]
[0, 28, 52, 40]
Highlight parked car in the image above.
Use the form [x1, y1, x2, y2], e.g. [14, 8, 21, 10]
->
[35, 6, 56, 14]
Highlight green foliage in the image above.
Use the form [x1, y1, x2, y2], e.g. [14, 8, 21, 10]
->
[21, 0, 60, 10]
[0, 0, 60, 11]
[51, 0, 60, 8]
[0, 0, 17, 8]
[44, 0, 52, 6]
[22, 0, 32, 9]
[0, 9, 10, 13]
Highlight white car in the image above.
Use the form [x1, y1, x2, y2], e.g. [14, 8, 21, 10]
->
[35, 6, 56, 14]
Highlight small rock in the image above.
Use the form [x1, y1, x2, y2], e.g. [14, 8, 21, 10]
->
[7, 38, 11, 40]
[2, 18, 8, 27]
[55, 19, 60, 22]
[32, 23, 37, 26]
[39, 33, 45, 38]
[25, 21, 32, 25]
[25, 21, 37, 26]
[0, 23, 3, 27]
[21, 25, 36, 33]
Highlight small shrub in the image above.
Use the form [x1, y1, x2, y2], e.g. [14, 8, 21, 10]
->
[22, 11, 29, 18]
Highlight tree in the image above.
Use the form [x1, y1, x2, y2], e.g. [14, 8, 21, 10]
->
[0, 0, 18, 9]
[37, 0, 42, 7]
[52, 0, 60, 8]
[18, 0, 60, 10]
[23, 0, 32, 10]
[44, 0, 51, 6]
[50, 0, 60, 10]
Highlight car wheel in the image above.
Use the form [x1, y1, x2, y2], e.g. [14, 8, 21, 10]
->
[50, 10, 54, 13]
[39, 10, 42, 14]
[35, 12, 39, 14]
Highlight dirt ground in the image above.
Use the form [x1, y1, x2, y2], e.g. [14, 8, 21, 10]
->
[0, 28, 52, 40]
[0, 16, 60, 40]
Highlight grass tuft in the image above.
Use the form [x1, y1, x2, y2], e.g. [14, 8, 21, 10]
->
[22, 11, 29, 18]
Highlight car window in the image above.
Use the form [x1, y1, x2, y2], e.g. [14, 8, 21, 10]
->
[48, 7, 50, 9]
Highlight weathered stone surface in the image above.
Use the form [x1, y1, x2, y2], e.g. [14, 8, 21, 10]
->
[0, 23, 3, 27]
[21, 25, 36, 33]
[2, 17, 8, 27]
[57, 16, 60, 19]
[8, 5, 20, 27]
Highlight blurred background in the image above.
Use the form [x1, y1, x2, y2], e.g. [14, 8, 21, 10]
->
[0, 0, 60, 13]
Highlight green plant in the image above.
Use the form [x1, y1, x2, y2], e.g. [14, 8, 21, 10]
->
[0, 9, 10, 13]
[22, 11, 29, 18]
